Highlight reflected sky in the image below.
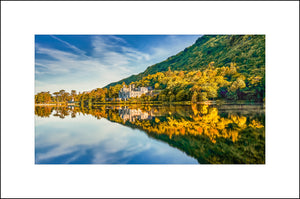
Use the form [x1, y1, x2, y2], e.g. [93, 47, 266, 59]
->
[35, 113, 198, 164]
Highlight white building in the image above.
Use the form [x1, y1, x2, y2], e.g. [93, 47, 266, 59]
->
[119, 84, 150, 100]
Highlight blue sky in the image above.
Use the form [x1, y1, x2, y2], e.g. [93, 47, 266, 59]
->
[35, 35, 201, 94]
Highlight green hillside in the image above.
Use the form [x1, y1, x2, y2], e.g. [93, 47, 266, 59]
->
[105, 35, 265, 88]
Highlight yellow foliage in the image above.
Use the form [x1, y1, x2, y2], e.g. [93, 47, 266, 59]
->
[69, 105, 264, 145]
[249, 120, 264, 128]
[155, 117, 160, 123]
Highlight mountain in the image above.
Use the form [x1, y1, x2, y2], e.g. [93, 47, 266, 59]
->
[104, 35, 265, 88]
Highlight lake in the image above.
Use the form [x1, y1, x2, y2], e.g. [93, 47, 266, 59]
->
[35, 103, 265, 164]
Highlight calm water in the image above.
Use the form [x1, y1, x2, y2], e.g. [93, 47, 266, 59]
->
[35, 103, 265, 164]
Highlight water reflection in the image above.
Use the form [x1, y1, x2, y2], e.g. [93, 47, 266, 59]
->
[35, 103, 265, 164]
[35, 106, 53, 117]
[119, 107, 152, 122]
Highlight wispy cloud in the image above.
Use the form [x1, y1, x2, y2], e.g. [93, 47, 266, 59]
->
[35, 35, 200, 94]
[91, 36, 150, 66]
[50, 35, 86, 56]
[35, 117, 147, 163]
[121, 46, 150, 61]
[36, 44, 80, 61]
[35, 36, 149, 93]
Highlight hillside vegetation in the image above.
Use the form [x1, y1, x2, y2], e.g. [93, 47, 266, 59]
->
[105, 35, 265, 88]
[115, 62, 264, 102]
[35, 35, 265, 104]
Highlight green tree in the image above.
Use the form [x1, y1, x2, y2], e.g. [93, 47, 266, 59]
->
[176, 90, 186, 101]
[169, 94, 175, 102]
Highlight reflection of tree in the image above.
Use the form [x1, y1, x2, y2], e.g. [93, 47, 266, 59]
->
[105, 104, 265, 164]
[99, 104, 264, 146]
[35, 106, 53, 117]
[35, 105, 264, 144]
[79, 106, 107, 119]
[35, 104, 265, 163]
[131, 105, 263, 144]
[35, 105, 108, 120]
[53, 107, 70, 119]
[71, 112, 76, 118]
[35, 104, 264, 145]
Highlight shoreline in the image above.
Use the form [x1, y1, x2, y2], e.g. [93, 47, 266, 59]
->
[35, 100, 264, 106]
[35, 103, 76, 106]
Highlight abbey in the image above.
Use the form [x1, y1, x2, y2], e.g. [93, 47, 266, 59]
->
[119, 84, 152, 100]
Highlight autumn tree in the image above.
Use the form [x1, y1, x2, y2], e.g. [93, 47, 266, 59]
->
[35, 91, 52, 104]
[53, 92, 60, 103]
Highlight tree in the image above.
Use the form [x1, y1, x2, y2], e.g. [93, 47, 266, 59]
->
[166, 66, 173, 77]
[198, 92, 208, 101]
[35, 91, 53, 104]
[169, 94, 175, 102]
[59, 90, 68, 102]
[93, 88, 106, 102]
[53, 92, 60, 102]
[206, 86, 218, 99]
[176, 90, 186, 101]
[191, 92, 198, 103]
[229, 62, 237, 75]
[158, 94, 167, 101]
[227, 91, 238, 100]
[230, 77, 246, 92]
[218, 87, 228, 98]
[108, 84, 122, 98]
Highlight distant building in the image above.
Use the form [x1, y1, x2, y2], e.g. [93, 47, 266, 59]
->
[68, 97, 75, 103]
[119, 84, 152, 100]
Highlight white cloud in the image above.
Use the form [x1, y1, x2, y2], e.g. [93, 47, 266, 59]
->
[35, 113, 197, 164]
[35, 35, 200, 93]
[35, 41, 135, 92]
[50, 35, 87, 55]
[36, 44, 80, 61]
[109, 35, 127, 44]
[35, 116, 150, 163]
[121, 46, 150, 61]
[91, 36, 150, 67]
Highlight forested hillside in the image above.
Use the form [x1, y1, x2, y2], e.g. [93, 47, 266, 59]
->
[35, 35, 265, 104]
[105, 35, 265, 88]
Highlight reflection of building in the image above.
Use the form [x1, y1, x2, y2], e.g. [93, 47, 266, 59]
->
[119, 106, 152, 122]
[119, 84, 152, 100]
